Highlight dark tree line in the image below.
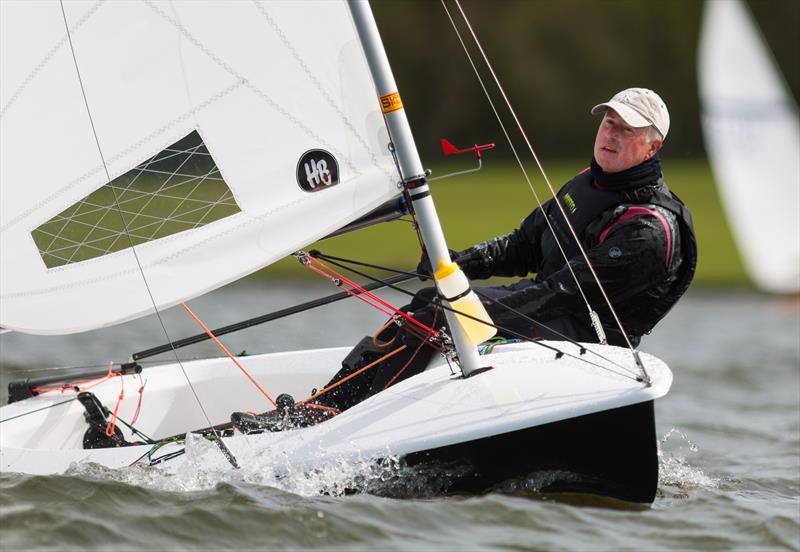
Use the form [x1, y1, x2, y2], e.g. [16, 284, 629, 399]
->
[372, 0, 800, 162]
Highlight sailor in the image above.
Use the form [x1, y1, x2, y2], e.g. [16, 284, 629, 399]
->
[233, 87, 698, 429]
[448, 88, 698, 347]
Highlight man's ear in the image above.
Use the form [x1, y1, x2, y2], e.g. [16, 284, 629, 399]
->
[648, 140, 663, 159]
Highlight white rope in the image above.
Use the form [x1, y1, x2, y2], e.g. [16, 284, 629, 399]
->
[439, 0, 596, 324]
[445, 0, 649, 382]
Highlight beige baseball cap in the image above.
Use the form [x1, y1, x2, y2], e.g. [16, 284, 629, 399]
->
[591, 87, 669, 139]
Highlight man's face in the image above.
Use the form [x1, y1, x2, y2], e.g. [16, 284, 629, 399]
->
[593, 110, 661, 173]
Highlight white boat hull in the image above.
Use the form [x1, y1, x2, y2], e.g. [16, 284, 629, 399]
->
[1, 342, 671, 502]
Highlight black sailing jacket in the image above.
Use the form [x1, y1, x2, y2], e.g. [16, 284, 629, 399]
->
[459, 156, 697, 347]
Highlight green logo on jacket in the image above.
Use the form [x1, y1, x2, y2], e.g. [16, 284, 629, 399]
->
[563, 192, 577, 214]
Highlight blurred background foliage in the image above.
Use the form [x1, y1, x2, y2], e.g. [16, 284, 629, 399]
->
[372, 0, 799, 161]
[264, 0, 798, 288]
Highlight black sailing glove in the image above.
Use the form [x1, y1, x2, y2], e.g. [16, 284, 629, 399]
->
[453, 242, 496, 280]
[461, 228, 540, 280]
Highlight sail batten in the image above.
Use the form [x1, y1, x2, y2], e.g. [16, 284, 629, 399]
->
[0, 0, 397, 335]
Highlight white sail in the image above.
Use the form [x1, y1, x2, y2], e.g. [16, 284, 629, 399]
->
[0, 2, 675, 503]
[698, 0, 800, 293]
[0, 0, 397, 335]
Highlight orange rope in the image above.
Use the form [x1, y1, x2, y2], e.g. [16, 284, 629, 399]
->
[130, 374, 146, 425]
[383, 308, 439, 390]
[104, 362, 123, 437]
[297, 344, 407, 405]
[372, 318, 398, 349]
[304, 403, 340, 414]
[32, 362, 117, 395]
[383, 336, 429, 390]
[181, 303, 277, 408]
[296, 254, 447, 408]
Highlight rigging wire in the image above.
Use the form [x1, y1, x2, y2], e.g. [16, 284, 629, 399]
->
[129, 271, 417, 362]
[0, 393, 153, 445]
[57, 0, 239, 468]
[0, 398, 76, 424]
[309, 251, 639, 377]
[442, 0, 649, 381]
[307, 252, 641, 381]
[438, 1, 597, 336]
[302, 254, 443, 339]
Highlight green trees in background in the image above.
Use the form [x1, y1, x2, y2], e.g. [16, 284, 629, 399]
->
[372, 0, 799, 162]
[264, 1, 798, 286]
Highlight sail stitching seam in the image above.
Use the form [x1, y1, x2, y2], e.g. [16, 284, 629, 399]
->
[3, 83, 241, 235]
[37, 143, 208, 257]
[35, 139, 239, 266]
[143, 0, 361, 179]
[2, 191, 338, 298]
[251, 0, 395, 184]
[0, 1, 103, 120]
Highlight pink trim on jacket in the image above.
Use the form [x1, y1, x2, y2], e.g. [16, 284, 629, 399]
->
[598, 206, 672, 266]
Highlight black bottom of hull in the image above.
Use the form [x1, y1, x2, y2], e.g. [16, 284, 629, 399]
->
[403, 400, 658, 503]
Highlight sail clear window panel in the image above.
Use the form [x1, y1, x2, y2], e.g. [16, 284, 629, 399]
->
[31, 131, 241, 269]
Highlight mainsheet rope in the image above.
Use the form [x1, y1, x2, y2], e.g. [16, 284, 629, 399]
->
[175, 258, 445, 415]
[441, 0, 649, 382]
[180, 303, 277, 408]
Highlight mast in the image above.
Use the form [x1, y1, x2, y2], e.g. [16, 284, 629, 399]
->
[347, 0, 489, 376]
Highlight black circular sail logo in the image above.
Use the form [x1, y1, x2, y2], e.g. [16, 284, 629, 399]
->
[296, 149, 339, 192]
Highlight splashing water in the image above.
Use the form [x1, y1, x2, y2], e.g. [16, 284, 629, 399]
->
[65, 427, 715, 502]
[658, 428, 717, 491]
[62, 434, 468, 499]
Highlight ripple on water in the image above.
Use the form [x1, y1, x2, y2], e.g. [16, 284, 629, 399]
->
[1, 291, 799, 551]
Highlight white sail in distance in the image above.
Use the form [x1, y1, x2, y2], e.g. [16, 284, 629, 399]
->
[0, 1, 398, 334]
[698, 0, 800, 294]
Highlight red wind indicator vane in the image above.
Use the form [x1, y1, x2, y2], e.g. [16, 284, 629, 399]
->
[440, 138, 496, 159]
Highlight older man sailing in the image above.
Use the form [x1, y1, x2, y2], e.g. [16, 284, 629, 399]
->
[232, 87, 698, 431]
[447, 87, 698, 347]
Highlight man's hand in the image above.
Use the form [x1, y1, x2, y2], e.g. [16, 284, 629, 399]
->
[453, 243, 496, 280]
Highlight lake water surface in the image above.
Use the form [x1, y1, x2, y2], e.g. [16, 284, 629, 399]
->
[1, 282, 798, 551]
